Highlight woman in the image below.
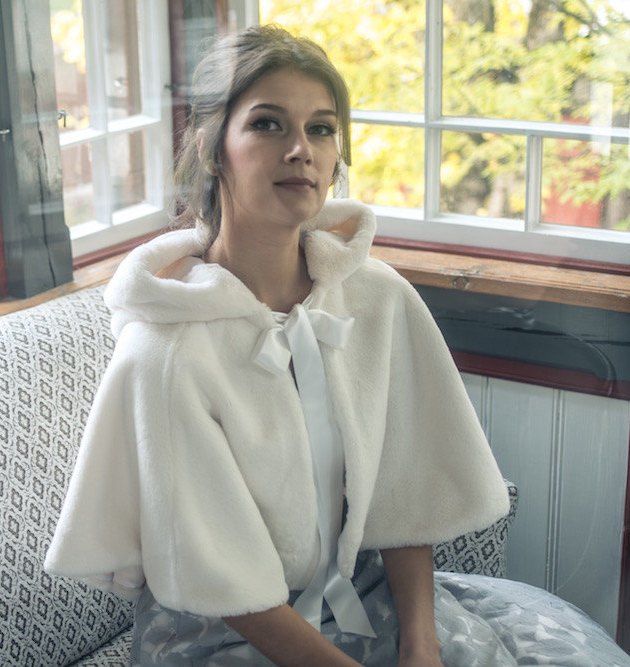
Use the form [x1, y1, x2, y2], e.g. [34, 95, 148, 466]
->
[44, 25, 511, 666]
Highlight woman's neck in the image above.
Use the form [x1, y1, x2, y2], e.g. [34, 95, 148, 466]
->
[203, 234, 313, 313]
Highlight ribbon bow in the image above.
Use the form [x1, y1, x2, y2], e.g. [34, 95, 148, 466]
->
[252, 305, 355, 376]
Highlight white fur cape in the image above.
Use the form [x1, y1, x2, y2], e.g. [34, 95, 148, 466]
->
[44, 197, 510, 617]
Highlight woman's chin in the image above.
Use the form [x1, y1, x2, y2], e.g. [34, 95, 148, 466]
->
[273, 190, 323, 216]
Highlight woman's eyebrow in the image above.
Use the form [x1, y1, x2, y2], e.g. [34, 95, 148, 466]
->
[249, 103, 337, 118]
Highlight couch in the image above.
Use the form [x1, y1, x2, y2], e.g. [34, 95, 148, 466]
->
[0, 284, 625, 666]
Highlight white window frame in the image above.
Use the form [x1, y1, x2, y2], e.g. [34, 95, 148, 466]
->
[57, 0, 173, 258]
[238, 0, 629, 264]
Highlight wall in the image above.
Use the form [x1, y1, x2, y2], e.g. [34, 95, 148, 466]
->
[461, 372, 629, 640]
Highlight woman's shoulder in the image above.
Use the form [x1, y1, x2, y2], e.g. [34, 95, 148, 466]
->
[347, 256, 423, 305]
[110, 319, 188, 380]
[356, 256, 413, 287]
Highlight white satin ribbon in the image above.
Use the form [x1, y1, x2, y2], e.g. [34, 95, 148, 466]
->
[252, 297, 377, 638]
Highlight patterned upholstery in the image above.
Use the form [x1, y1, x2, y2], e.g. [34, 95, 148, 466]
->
[434, 481, 517, 579]
[1, 288, 134, 667]
[72, 627, 133, 666]
[0, 284, 518, 666]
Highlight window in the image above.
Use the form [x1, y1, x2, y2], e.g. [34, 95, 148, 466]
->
[247, 0, 629, 264]
[50, 0, 172, 258]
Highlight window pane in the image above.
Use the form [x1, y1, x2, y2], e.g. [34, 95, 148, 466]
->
[259, 0, 425, 113]
[50, 0, 89, 132]
[109, 130, 146, 210]
[61, 143, 95, 226]
[542, 138, 630, 231]
[443, 0, 629, 128]
[105, 0, 142, 121]
[440, 131, 526, 219]
[349, 124, 424, 207]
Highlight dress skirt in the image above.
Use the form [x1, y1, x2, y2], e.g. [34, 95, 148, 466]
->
[129, 547, 401, 666]
[129, 492, 627, 666]
[128, 546, 629, 667]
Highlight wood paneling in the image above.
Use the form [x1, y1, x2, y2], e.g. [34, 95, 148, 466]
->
[460, 374, 629, 643]
[486, 379, 555, 590]
[454, 350, 630, 401]
[557, 394, 629, 640]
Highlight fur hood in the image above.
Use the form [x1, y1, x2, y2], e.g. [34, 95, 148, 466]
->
[103, 197, 378, 339]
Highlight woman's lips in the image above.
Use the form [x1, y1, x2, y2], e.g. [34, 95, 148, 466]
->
[274, 182, 315, 192]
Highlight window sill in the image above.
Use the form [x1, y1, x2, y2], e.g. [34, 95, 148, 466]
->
[1, 240, 629, 316]
[0, 253, 127, 316]
[369, 243, 630, 313]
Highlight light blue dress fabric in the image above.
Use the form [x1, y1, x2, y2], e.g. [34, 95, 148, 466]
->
[129, 548, 630, 666]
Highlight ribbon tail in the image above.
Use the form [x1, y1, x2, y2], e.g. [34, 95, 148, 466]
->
[291, 567, 327, 632]
[324, 564, 378, 638]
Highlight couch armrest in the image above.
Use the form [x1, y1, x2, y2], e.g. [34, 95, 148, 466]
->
[433, 478, 518, 578]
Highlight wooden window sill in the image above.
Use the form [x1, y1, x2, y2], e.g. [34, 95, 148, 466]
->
[370, 244, 630, 313]
[0, 253, 126, 316]
[1, 243, 629, 316]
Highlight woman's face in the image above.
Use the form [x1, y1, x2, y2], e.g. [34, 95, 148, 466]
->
[218, 66, 340, 229]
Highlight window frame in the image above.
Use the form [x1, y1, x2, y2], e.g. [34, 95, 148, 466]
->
[57, 0, 173, 260]
[243, 0, 629, 265]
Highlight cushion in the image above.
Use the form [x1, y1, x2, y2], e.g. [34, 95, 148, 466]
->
[73, 626, 133, 666]
[0, 287, 134, 666]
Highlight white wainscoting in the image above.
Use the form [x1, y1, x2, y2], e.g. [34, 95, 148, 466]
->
[461, 373, 630, 640]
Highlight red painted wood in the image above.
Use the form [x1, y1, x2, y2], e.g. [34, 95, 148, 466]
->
[451, 350, 630, 401]
[542, 114, 603, 230]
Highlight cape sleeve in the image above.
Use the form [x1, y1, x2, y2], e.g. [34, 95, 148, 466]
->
[360, 278, 510, 550]
[44, 322, 290, 617]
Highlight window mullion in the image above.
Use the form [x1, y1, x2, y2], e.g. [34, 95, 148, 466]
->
[83, 0, 111, 228]
[525, 135, 543, 232]
[137, 0, 160, 120]
[137, 0, 167, 210]
[232, 0, 259, 29]
[424, 0, 443, 222]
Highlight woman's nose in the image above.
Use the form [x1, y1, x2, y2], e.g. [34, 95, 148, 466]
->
[284, 130, 314, 162]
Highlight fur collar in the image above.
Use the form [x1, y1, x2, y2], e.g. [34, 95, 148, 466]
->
[103, 198, 377, 339]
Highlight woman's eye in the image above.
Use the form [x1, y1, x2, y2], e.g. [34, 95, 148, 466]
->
[251, 117, 281, 131]
[251, 118, 337, 136]
[312, 123, 337, 136]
